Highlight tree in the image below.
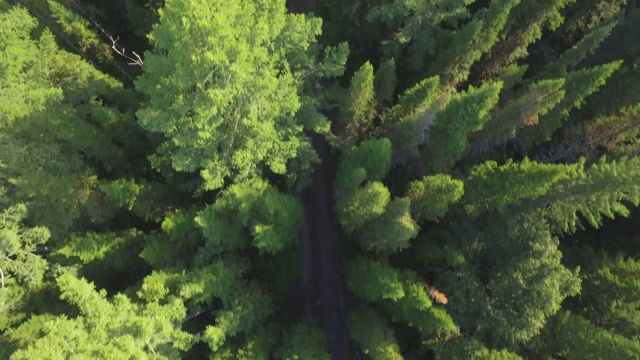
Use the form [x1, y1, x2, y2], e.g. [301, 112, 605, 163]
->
[275, 321, 330, 360]
[135, 0, 324, 190]
[196, 178, 303, 256]
[532, 156, 640, 233]
[463, 158, 567, 214]
[518, 61, 622, 150]
[367, 0, 473, 73]
[345, 256, 405, 301]
[562, 246, 640, 339]
[436, 337, 523, 360]
[406, 174, 464, 221]
[0, 204, 50, 331]
[427, 81, 502, 166]
[439, 212, 580, 348]
[4, 273, 193, 359]
[539, 310, 640, 360]
[348, 305, 404, 360]
[474, 0, 576, 81]
[339, 61, 377, 146]
[426, 0, 520, 86]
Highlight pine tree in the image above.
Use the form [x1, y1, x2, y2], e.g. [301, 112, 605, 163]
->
[426, 0, 520, 86]
[406, 174, 464, 221]
[532, 156, 640, 233]
[439, 213, 580, 348]
[518, 61, 622, 150]
[348, 305, 404, 360]
[345, 256, 405, 301]
[0, 204, 50, 331]
[436, 337, 523, 360]
[540, 310, 640, 360]
[474, 0, 575, 81]
[427, 81, 503, 166]
[367, 0, 473, 73]
[275, 321, 331, 360]
[339, 61, 377, 146]
[463, 158, 567, 214]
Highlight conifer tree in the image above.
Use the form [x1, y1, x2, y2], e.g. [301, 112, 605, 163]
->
[436, 337, 523, 360]
[0, 204, 50, 331]
[406, 174, 464, 221]
[518, 61, 621, 150]
[348, 305, 404, 360]
[532, 156, 640, 233]
[439, 213, 580, 348]
[540, 310, 640, 360]
[427, 81, 502, 166]
[345, 256, 405, 301]
[475, 0, 575, 80]
[275, 321, 331, 360]
[463, 158, 567, 214]
[426, 0, 519, 86]
[339, 61, 377, 146]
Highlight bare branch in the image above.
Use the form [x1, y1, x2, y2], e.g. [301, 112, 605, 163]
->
[109, 36, 144, 67]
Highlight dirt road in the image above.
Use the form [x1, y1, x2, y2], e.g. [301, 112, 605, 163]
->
[302, 133, 350, 360]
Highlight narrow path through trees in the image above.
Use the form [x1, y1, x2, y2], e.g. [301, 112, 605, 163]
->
[301, 133, 350, 359]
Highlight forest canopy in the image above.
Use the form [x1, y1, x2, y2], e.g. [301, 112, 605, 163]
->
[1, 0, 640, 359]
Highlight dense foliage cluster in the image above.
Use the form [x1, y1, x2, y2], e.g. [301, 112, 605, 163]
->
[1, 0, 640, 358]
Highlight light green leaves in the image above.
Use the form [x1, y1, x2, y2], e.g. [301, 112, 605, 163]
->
[136, 0, 324, 190]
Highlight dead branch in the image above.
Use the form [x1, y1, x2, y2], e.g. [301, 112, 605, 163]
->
[109, 36, 144, 67]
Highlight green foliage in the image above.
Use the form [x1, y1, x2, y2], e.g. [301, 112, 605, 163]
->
[533, 21, 617, 80]
[2, 0, 640, 358]
[381, 273, 457, 335]
[436, 337, 523, 360]
[335, 138, 393, 191]
[202, 285, 273, 353]
[55, 231, 127, 264]
[477, 0, 576, 79]
[6, 273, 193, 359]
[46, 0, 112, 62]
[0, 204, 50, 330]
[385, 76, 440, 163]
[442, 213, 580, 347]
[374, 58, 398, 105]
[99, 178, 144, 211]
[137, 258, 247, 306]
[519, 61, 622, 149]
[427, 0, 520, 86]
[537, 156, 640, 233]
[340, 61, 377, 145]
[563, 246, 640, 339]
[136, 0, 323, 190]
[541, 310, 640, 360]
[407, 174, 464, 221]
[368, 0, 473, 72]
[359, 198, 420, 253]
[429, 81, 503, 165]
[475, 78, 565, 145]
[345, 256, 405, 301]
[337, 181, 390, 234]
[196, 178, 303, 255]
[348, 305, 404, 360]
[275, 321, 330, 360]
[0, 6, 62, 124]
[464, 158, 567, 214]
